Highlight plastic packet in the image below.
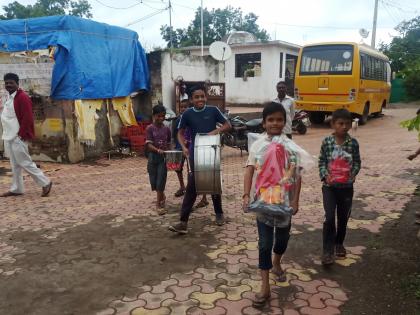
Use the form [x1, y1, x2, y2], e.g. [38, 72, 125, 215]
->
[327, 145, 352, 184]
[248, 141, 294, 223]
[248, 199, 292, 228]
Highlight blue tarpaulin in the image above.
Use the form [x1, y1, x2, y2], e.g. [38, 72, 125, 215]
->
[0, 15, 149, 99]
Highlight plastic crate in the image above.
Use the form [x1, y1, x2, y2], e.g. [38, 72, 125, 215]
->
[138, 121, 152, 133]
[129, 135, 146, 146]
[120, 126, 143, 138]
[120, 126, 128, 138]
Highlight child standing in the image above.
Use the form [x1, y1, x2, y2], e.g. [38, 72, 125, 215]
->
[243, 102, 302, 308]
[318, 109, 361, 265]
[146, 105, 171, 215]
[168, 84, 231, 234]
[172, 97, 209, 207]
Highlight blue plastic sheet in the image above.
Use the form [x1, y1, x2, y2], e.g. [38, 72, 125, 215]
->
[0, 15, 149, 99]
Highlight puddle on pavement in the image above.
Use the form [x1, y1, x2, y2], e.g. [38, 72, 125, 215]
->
[352, 199, 378, 220]
[0, 215, 217, 315]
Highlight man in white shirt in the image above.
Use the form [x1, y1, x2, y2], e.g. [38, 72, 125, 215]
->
[273, 81, 295, 139]
[0, 73, 52, 197]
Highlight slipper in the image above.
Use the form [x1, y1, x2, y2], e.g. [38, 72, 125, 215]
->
[157, 207, 167, 215]
[195, 199, 209, 208]
[252, 293, 270, 308]
[41, 182, 52, 197]
[0, 191, 23, 197]
[272, 268, 287, 282]
[160, 195, 166, 208]
[174, 188, 185, 197]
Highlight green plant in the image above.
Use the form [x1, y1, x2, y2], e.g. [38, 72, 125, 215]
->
[400, 113, 420, 141]
[400, 273, 420, 300]
[402, 60, 420, 100]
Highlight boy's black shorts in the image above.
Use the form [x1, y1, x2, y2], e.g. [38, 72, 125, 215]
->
[147, 152, 167, 191]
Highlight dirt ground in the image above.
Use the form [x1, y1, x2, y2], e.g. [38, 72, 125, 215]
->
[342, 182, 420, 315]
[282, 174, 420, 315]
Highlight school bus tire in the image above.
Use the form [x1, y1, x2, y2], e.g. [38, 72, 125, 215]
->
[309, 112, 325, 124]
[359, 103, 370, 125]
[373, 100, 385, 117]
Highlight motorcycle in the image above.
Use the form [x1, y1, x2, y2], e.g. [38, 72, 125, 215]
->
[221, 111, 263, 153]
[292, 110, 310, 135]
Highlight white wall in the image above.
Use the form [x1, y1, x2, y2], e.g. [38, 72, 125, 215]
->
[224, 46, 299, 105]
[160, 52, 220, 110]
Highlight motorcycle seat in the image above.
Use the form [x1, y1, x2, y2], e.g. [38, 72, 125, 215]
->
[245, 118, 263, 127]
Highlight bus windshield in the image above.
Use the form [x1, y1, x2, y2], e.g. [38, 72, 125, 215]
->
[300, 44, 354, 75]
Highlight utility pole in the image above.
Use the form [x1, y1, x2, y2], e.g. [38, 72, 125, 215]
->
[169, 0, 173, 51]
[371, 0, 379, 48]
[201, 0, 204, 56]
[169, 0, 173, 79]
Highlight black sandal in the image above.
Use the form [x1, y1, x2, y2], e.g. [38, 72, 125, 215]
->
[174, 188, 185, 197]
[272, 268, 287, 282]
[252, 293, 270, 308]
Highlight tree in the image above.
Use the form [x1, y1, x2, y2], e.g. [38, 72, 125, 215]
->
[160, 6, 269, 48]
[0, 0, 92, 20]
[380, 16, 420, 73]
[380, 15, 420, 100]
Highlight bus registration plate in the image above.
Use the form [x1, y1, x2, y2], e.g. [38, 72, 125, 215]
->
[317, 105, 328, 111]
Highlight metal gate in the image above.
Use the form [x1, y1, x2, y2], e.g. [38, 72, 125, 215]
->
[175, 81, 226, 114]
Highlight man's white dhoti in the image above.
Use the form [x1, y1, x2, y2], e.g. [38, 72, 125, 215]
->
[4, 137, 50, 194]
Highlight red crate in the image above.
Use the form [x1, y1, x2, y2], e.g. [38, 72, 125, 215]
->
[120, 126, 128, 138]
[129, 135, 146, 146]
[138, 121, 152, 133]
[121, 126, 142, 137]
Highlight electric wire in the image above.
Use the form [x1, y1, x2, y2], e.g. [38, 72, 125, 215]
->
[92, 0, 141, 10]
[125, 7, 169, 27]
[382, 1, 402, 25]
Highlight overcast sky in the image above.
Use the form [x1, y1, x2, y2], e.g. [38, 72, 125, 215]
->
[1, 0, 419, 51]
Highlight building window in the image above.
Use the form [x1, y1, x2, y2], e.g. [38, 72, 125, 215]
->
[235, 53, 261, 78]
[279, 52, 283, 78]
[285, 54, 297, 80]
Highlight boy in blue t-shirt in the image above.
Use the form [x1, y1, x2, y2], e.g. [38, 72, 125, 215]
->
[169, 85, 231, 234]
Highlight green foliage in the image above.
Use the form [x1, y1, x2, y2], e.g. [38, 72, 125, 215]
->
[160, 6, 269, 48]
[380, 16, 420, 73]
[400, 113, 420, 141]
[0, 0, 92, 19]
[400, 273, 420, 300]
[402, 60, 420, 100]
[380, 16, 420, 100]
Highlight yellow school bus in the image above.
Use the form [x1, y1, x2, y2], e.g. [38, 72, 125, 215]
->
[294, 42, 391, 124]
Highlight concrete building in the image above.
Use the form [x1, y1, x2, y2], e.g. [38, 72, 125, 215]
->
[145, 51, 222, 113]
[0, 52, 144, 163]
[0, 16, 149, 163]
[183, 39, 301, 106]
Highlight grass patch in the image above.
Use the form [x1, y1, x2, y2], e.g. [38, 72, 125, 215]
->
[401, 273, 420, 300]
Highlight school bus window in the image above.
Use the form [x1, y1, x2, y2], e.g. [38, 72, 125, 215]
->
[299, 44, 353, 75]
[361, 53, 387, 81]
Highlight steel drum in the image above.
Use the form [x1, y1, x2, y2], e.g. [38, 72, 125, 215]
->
[194, 134, 222, 194]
